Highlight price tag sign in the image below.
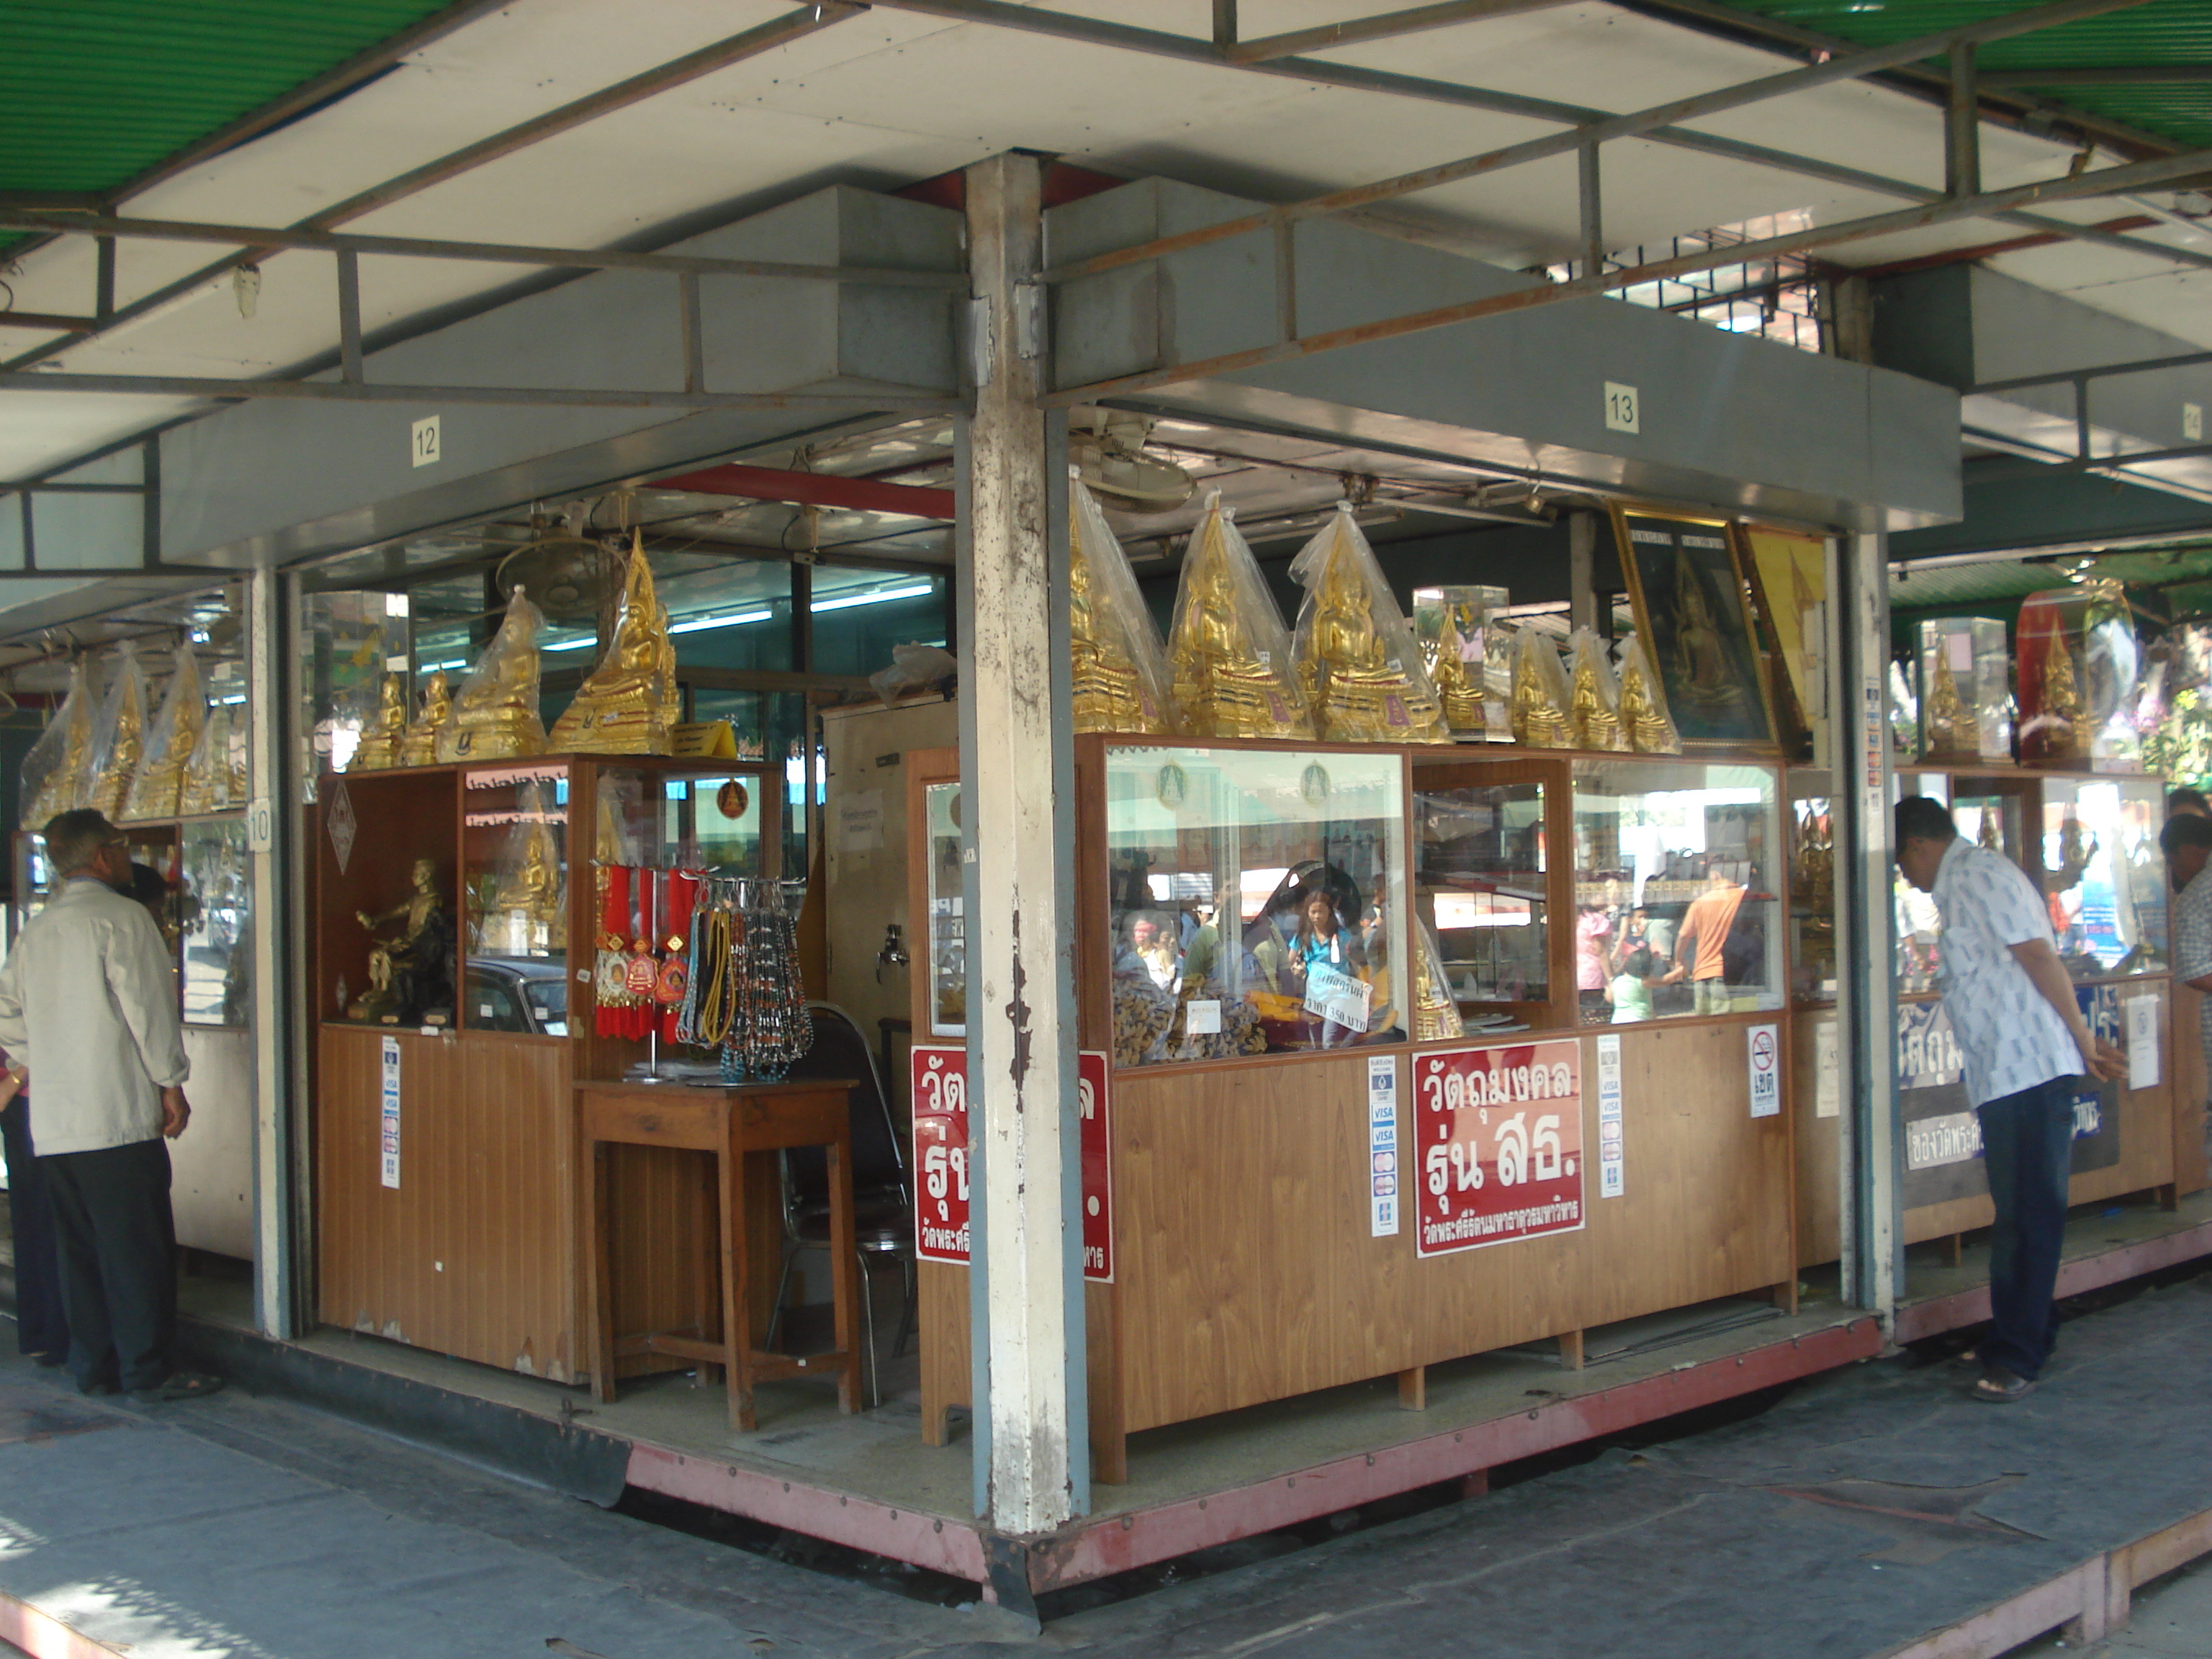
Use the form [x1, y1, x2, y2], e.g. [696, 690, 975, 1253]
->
[1596, 1031, 1624, 1198]
[910, 1045, 1112, 1281]
[1304, 962, 1373, 1030]
[1415, 1039, 1585, 1257]
[379, 1035, 402, 1190]
[1747, 1023, 1781, 1118]
[1368, 1053, 1400, 1238]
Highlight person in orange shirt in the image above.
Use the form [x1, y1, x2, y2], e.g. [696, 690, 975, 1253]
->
[1667, 871, 1746, 1016]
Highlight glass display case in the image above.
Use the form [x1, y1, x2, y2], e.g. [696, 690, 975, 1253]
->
[2039, 774, 2166, 979]
[924, 780, 964, 1038]
[1785, 774, 1835, 1004]
[1917, 618, 2010, 763]
[1570, 757, 1783, 1022]
[1415, 775, 1549, 1013]
[1101, 744, 1407, 1066]
[178, 817, 250, 1027]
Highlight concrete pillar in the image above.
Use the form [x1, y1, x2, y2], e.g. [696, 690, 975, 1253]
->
[1835, 531, 1901, 1319]
[958, 150, 1087, 1535]
[246, 565, 301, 1339]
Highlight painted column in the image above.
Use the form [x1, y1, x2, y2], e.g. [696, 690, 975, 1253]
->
[246, 564, 302, 1339]
[958, 151, 1088, 1535]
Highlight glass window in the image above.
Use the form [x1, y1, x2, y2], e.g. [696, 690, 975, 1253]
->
[925, 781, 965, 1038]
[1572, 758, 1782, 1021]
[1103, 745, 1407, 1066]
[461, 763, 570, 977]
[1894, 772, 1948, 992]
[179, 817, 250, 1027]
[1415, 778, 1548, 1010]
[1786, 781, 1835, 1004]
[597, 765, 775, 875]
[809, 568, 948, 678]
[2041, 775, 2166, 979]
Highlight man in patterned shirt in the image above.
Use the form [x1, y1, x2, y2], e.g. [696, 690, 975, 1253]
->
[1895, 796, 2125, 1403]
[2162, 813, 2212, 1169]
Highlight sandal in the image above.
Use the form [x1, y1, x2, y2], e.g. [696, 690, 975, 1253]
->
[1972, 1366, 2037, 1403]
[131, 1370, 225, 1404]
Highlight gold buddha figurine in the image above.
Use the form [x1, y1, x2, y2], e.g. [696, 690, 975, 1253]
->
[1922, 652, 1979, 758]
[1618, 644, 1681, 754]
[1412, 925, 1464, 1043]
[548, 541, 673, 755]
[350, 674, 408, 771]
[438, 590, 549, 763]
[89, 665, 147, 821]
[493, 810, 562, 952]
[1070, 517, 1154, 734]
[23, 669, 96, 830]
[1302, 534, 1448, 744]
[1427, 611, 1483, 733]
[2038, 629, 2082, 757]
[1510, 638, 1570, 749]
[122, 678, 206, 822]
[398, 671, 451, 768]
[1568, 649, 1623, 752]
[1169, 513, 1311, 740]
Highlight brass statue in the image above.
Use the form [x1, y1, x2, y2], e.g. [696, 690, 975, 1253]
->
[1510, 636, 1570, 749]
[1168, 508, 1311, 740]
[492, 788, 563, 955]
[351, 856, 454, 1025]
[1568, 642, 1624, 752]
[1071, 513, 1158, 734]
[437, 589, 549, 763]
[350, 674, 408, 771]
[2038, 627, 2084, 757]
[89, 661, 148, 821]
[1618, 639, 1681, 755]
[1427, 613, 1484, 733]
[398, 671, 451, 768]
[23, 665, 96, 830]
[548, 539, 673, 755]
[1922, 652, 1980, 758]
[1412, 921, 1464, 1043]
[1299, 530, 1448, 743]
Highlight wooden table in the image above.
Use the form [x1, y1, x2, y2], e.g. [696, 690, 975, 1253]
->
[579, 1077, 861, 1429]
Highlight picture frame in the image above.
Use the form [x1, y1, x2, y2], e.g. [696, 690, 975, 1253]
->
[1609, 503, 1778, 752]
[1733, 521, 1830, 761]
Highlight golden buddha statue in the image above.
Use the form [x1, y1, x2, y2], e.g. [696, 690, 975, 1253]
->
[1300, 531, 1448, 744]
[1922, 652, 1979, 758]
[1426, 611, 1483, 734]
[351, 674, 407, 771]
[2038, 628, 2082, 757]
[438, 590, 549, 763]
[1169, 510, 1311, 740]
[493, 807, 562, 953]
[655, 603, 680, 736]
[1413, 924, 1464, 1042]
[23, 668, 96, 831]
[1070, 515, 1156, 734]
[89, 664, 148, 820]
[1618, 644, 1681, 755]
[549, 541, 673, 755]
[399, 671, 451, 768]
[1569, 649, 1624, 752]
[1510, 638, 1570, 749]
[122, 676, 206, 822]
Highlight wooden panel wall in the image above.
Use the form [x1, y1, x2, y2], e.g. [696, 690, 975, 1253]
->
[1793, 1007, 1841, 1266]
[2175, 976, 2208, 1197]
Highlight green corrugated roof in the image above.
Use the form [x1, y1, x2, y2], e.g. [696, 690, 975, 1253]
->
[0, 1, 457, 197]
[1720, 0, 2212, 152]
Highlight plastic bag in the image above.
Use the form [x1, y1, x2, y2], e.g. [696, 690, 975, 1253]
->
[1566, 628, 1627, 752]
[1288, 503, 1448, 744]
[437, 588, 549, 763]
[347, 673, 408, 772]
[1070, 475, 1175, 735]
[87, 646, 150, 819]
[1509, 629, 1571, 749]
[179, 698, 243, 817]
[549, 534, 674, 755]
[122, 642, 207, 820]
[20, 660, 97, 831]
[1166, 492, 1311, 740]
[1615, 634, 1682, 754]
[868, 642, 958, 705]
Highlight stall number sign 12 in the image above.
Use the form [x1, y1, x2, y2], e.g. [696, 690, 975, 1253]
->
[1416, 1038, 1585, 1257]
[910, 1046, 1114, 1282]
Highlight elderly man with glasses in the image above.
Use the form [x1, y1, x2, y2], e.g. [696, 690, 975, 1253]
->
[0, 809, 220, 1403]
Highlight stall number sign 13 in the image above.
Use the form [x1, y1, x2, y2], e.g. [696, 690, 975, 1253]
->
[909, 1045, 1114, 1282]
[1604, 382, 1640, 434]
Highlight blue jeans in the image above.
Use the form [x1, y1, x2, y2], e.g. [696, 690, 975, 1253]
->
[1976, 1075, 2077, 1380]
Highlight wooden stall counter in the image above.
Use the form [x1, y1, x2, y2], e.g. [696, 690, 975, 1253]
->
[579, 1076, 862, 1430]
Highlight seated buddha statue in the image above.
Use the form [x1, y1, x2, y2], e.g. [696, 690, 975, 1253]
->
[1169, 524, 1310, 740]
[24, 672, 94, 830]
[1569, 650, 1623, 752]
[494, 817, 562, 949]
[1923, 653, 1979, 757]
[351, 674, 407, 770]
[89, 672, 147, 821]
[1070, 526, 1153, 734]
[437, 591, 549, 763]
[548, 547, 673, 755]
[2038, 631, 2082, 757]
[1509, 639, 1570, 750]
[1618, 647, 1679, 754]
[1304, 539, 1447, 744]
[398, 670, 451, 768]
[124, 686, 206, 821]
[1426, 611, 1483, 734]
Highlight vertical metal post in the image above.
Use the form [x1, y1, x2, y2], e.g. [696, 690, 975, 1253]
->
[1213, 0, 1237, 48]
[247, 565, 302, 1338]
[336, 250, 364, 385]
[1578, 141, 1604, 276]
[94, 237, 117, 325]
[1568, 511, 1598, 633]
[140, 438, 161, 570]
[1835, 531, 1899, 1318]
[678, 271, 705, 395]
[959, 150, 1087, 1539]
[1273, 222, 1298, 345]
[1946, 45, 1981, 199]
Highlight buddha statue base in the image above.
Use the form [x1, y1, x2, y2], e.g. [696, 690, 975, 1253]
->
[1318, 670, 1448, 745]
[1073, 658, 1156, 736]
[547, 704, 670, 757]
[1179, 666, 1309, 740]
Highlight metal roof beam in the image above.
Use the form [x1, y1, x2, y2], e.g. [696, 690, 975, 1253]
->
[1225, 0, 1577, 63]
[1981, 64, 2212, 88]
[1974, 348, 2212, 395]
[0, 210, 968, 289]
[0, 372, 956, 415]
[1043, 145, 2212, 406]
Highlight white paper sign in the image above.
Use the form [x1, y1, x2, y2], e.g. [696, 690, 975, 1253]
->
[1306, 963, 1373, 1030]
[1184, 999, 1222, 1035]
[379, 1035, 402, 1190]
[837, 788, 884, 852]
[1815, 1020, 1840, 1119]
[2126, 994, 2160, 1091]
[1367, 1054, 1400, 1237]
[1747, 1023, 1781, 1118]
[1596, 1032, 1624, 1198]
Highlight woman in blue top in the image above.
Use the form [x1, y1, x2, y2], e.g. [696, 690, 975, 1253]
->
[1290, 892, 1367, 1047]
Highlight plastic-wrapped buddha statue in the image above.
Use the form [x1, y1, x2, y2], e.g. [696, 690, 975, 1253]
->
[1412, 927, 1464, 1043]
[1618, 648, 1679, 755]
[351, 674, 408, 770]
[399, 671, 451, 768]
[1509, 641, 1570, 750]
[1923, 653, 1979, 757]
[1305, 549, 1447, 743]
[89, 671, 147, 820]
[23, 670, 95, 831]
[494, 813, 563, 945]
[437, 590, 549, 763]
[1070, 521, 1153, 734]
[549, 541, 673, 755]
[1569, 651, 1622, 752]
[1170, 527, 1308, 740]
[1427, 613, 1483, 733]
[2040, 629, 2082, 756]
[124, 682, 205, 821]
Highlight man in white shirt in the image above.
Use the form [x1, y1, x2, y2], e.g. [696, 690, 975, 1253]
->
[1894, 796, 2125, 1403]
[0, 811, 221, 1403]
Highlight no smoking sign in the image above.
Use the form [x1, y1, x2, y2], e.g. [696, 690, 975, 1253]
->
[1747, 1024, 1781, 1119]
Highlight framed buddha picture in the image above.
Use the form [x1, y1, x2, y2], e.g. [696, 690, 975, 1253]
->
[1609, 505, 1777, 752]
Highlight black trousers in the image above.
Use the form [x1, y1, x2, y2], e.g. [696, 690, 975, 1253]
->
[0, 1094, 69, 1358]
[40, 1138, 176, 1392]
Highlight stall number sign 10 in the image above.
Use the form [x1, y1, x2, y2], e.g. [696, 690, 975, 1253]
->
[910, 1045, 1114, 1282]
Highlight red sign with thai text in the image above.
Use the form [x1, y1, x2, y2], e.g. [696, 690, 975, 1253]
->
[1414, 1039, 1586, 1257]
[910, 1046, 1112, 1281]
